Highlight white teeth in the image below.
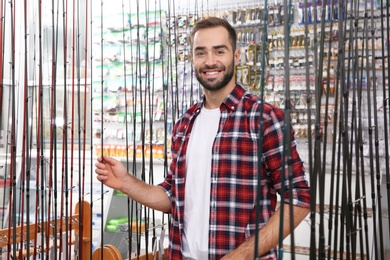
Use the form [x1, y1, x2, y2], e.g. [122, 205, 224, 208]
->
[205, 71, 218, 75]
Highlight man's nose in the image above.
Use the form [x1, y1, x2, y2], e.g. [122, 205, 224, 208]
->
[205, 53, 217, 65]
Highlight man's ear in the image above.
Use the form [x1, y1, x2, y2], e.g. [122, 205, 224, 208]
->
[189, 53, 193, 64]
[234, 48, 241, 65]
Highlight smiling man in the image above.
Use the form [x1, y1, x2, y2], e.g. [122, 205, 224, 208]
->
[192, 27, 236, 93]
[95, 17, 310, 260]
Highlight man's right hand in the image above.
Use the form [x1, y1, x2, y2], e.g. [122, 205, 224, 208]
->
[95, 155, 171, 212]
[95, 156, 129, 192]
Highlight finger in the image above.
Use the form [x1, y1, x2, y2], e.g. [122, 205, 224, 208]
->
[95, 164, 108, 175]
[95, 161, 106, 169]
[100, 155, 117, 165]
[96, 174, 107, 182]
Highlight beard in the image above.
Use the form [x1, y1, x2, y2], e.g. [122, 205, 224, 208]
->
[195, 60, 235, 91]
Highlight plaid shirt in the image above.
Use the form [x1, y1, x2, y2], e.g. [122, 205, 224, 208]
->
[159, 84, 310, 259]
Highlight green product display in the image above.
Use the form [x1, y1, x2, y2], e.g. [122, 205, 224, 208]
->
[106, 224, 117, 232]
[108, 219, 120, 225]
[118, 217, 129, 224]
[106, 217, 132, 232]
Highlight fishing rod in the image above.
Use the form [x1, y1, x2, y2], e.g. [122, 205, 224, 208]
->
[337, 0, 358, 258]
[119, 1, 150, 257]
[6, 0, 21, 257]
[24, 1, 40, 258]
[159, 0, 169, 191]
[326, 1, 344, 258]
[99, 0, 104, 258]
[253, 1, 268, 259]
[67, 0, 78, 256]
[368, 0, 386, 257]
[330, 1, 352, 259]
[120, 0, 134, 258]
[317, 0, 338, 258]
[60, 0, 71, 258]
[169, 0, 180, 123]
[46, 0, 61, 258]
[19, 0, 31, 258]
[4, 78, 13, 260]
[55, 0, 63, 258]
[73, 0, 85, 254]
[307, 0, 321, 256]
[26, 42, 39, 260]
[348, 1, 372, 258]
[330, 3, 352, 258]
[157, 1, 169, 258]
[145, 2, 153, 256]
[0, 0, 8, 237]
[28, 5, 39, 260]
[165, 0, 174, 127]
[278, 0, 297, 259]
[144, 3, 162, 256]
[89, 0, 94, 259]
[319, 4, 338, 251]
[357, 3, 378, 256]
[131, 1, 147, 256]
[0, 0, 3, 148]
[353, 7, 370, 259]
[328, 4, 340, 259]
[310, 0, 328, 256]
[379, 0, 390, 244]
[75, 0, 89, 257]
[346, 0, 366, 257]
[166, 0, 178, 126]
[8, 0, 20, 258]
[32, 0, 46, 258]
[141, 0, 153, 257]
[79, 0, 91, 255]
[299, 0, 318, 258]
[126, 0, 139, 257]
[363, 0, 384, 257]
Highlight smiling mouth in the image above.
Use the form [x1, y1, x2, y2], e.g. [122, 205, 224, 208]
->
[202, 67, 224, 76]
[204, 71, 220, 75]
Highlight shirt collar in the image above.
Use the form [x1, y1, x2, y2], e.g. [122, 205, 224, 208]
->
[222, 83, 246, 112]
[197, 84, 246, 112]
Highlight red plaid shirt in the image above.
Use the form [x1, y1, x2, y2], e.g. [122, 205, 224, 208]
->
[158, 84, 310, 259]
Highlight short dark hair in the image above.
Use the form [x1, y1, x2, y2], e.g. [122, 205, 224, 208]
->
[190, 17, 237, 52]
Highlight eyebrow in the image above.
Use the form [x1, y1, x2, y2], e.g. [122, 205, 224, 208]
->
[194, 44, 230, 52]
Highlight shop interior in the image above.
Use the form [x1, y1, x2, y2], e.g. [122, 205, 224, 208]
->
[0, 0, 389, 259]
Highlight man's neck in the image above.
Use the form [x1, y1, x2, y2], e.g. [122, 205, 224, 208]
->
[203, 83, 236, 109]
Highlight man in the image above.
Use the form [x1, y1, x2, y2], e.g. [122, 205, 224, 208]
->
[95, 17, 310, 259]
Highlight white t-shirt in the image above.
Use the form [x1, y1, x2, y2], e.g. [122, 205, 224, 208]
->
[182, 106, 220, 259]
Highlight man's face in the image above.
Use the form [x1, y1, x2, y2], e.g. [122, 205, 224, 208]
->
[191, 26, 239, 91]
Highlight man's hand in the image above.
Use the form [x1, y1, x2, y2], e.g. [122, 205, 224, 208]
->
[95, 155, 172, 212]
[95, 156, 129, 191]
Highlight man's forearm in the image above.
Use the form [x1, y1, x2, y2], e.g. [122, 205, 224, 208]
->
[222, 204, 310, 259]
[121, 175, 172, 212]
[256, 204, 309, 256]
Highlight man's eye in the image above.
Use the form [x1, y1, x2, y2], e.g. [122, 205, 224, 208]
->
[196, 52, 205, 57]
[216, 50, 225, 55]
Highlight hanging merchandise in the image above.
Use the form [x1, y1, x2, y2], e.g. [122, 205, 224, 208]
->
[0, 0, 389, 259]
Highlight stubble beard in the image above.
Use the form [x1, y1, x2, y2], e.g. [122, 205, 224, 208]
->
[195, 60, 235, 92]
